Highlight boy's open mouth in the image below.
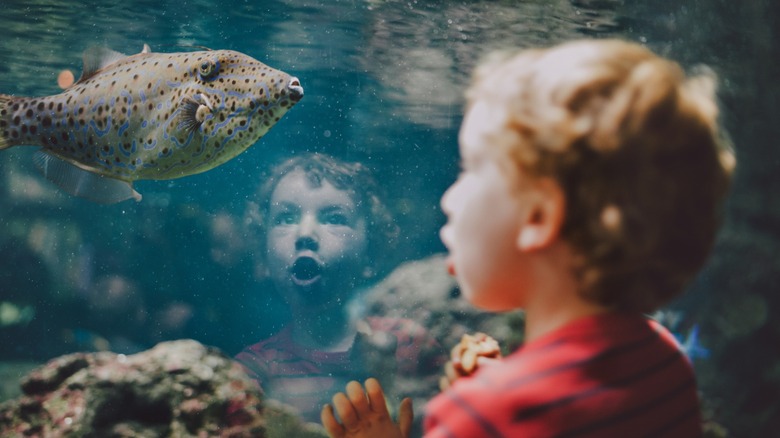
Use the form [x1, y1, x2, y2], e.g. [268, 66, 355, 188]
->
[291, 256, 322, 286]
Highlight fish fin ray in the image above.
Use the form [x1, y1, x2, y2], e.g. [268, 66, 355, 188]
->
[0, 95, 15, 149]
[178, 95, 203, 134]
[77, 47, 129, 83]
[32, 150, 142, 204]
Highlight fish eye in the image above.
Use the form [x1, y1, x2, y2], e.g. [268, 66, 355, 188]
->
[198, 59, 220, 81]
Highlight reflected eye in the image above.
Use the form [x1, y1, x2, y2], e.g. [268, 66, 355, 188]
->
[198, 59, 220, 81]
[323, 212, 349, 226]
[272, 212, 297, 226]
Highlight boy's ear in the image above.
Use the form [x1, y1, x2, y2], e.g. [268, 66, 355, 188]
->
[516, 178, 566, 252]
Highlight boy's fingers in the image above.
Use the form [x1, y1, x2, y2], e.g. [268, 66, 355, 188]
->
[332, 392, 359, 429]
[346, 380, 371, 416]
[439, 375, 450, 392]
[444, 361, 457, 380]
[364, 378, 390, 415]
[321, 404, 346, 438]
[398, 397, 414, 438]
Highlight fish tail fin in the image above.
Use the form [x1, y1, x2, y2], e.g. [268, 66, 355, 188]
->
[0, 94, 14, 150]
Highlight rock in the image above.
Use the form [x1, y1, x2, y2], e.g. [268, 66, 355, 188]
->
[363, 254, 525, 355]
[0, 340, 269, 437]
[361, 254, 525, 424]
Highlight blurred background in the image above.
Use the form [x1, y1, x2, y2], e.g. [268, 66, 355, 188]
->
[0, 0, 778, 435]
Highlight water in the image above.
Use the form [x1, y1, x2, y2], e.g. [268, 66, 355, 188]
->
[0, 0, 778, 435]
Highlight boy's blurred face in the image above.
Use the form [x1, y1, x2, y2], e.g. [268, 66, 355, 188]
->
[440, 100, 532, 311]
[265, 169, 369, 311]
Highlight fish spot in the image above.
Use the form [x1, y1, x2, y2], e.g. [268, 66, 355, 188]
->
[25, 109, 33, 118]
[12, 103, 19, 111]
[21, 125, 27, 134]
[42, 116, 52, 128]
[12, 116, 20, 125]
[29, 125, 37, 134]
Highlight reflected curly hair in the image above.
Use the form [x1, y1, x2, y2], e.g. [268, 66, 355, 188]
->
[245, 153, 399, 278]
[467, 39, 735, 313]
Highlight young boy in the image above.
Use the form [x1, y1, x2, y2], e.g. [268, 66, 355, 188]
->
[235, 153, 442, 424]
[321, 39, 734, 437]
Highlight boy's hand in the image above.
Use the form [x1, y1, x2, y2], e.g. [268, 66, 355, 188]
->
[321, 378, 413, 438]
[439, 332, 502, 391]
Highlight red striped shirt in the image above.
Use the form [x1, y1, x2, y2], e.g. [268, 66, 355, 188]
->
[235, 316, 441, 422]
[424, 312, 702, 437]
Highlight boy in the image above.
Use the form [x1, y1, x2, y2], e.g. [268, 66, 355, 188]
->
[235, 153, 442, 424]
[321, 39, 734, 437]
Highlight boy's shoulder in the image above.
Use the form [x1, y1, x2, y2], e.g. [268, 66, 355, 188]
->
[425, 313, 701, 436]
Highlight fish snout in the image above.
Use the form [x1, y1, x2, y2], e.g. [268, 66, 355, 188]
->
[287, 77, 304, 101]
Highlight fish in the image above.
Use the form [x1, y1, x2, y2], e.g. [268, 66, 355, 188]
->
[0, 44, 303, 203]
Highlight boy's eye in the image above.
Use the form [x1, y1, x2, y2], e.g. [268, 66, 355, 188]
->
[272, 212, 298, 225]
[322, 212, 349, 226]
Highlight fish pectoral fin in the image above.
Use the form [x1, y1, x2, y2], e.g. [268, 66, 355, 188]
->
[33, 150, 142, 204]
[178, 94, 213, 134]
[77, 47, 129, 84]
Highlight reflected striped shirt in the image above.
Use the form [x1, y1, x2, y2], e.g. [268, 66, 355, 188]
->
[235, 316, 441, 423]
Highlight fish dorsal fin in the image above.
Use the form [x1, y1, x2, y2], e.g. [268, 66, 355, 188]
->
[141, 43, 152, 54]
[77, 47, 129, 83]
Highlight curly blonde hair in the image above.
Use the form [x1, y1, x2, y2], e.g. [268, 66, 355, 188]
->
[467, 39, 735, 313]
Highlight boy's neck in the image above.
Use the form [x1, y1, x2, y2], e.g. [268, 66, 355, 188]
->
[524, 294, 610, 343]
[290, 305, 357, 351]
[522, 245, 610, 343]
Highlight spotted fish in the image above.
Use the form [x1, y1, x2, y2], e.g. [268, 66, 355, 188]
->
[0, 44, 303, 203]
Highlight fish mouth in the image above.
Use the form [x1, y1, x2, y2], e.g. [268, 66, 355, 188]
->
[290, 256, 321, 286]
[287, 77, 304, 102]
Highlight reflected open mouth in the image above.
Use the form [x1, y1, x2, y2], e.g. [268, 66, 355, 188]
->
[291, 256, 322, 286]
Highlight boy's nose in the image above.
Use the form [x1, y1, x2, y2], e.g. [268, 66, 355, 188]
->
[440, 184, 455, 216]
[295, 214, 319, 251]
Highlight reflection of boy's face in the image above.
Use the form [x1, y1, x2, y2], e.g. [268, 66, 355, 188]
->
[265, 169, 369, 310]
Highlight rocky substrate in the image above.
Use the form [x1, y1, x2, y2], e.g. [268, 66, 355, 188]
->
[0, 339, 324, 437]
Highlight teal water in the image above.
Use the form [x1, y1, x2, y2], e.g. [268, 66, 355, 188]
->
[1, 0, 778, 434]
